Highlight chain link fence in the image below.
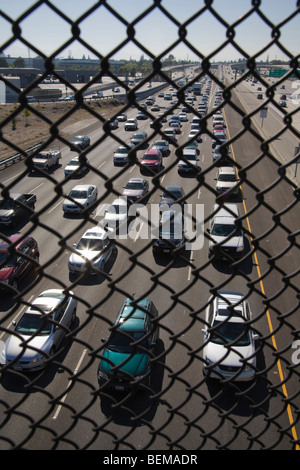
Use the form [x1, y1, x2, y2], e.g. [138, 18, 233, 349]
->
[0, 0, 299, 451]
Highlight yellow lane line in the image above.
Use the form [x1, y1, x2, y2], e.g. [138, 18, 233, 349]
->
[223, 108, 299, 450]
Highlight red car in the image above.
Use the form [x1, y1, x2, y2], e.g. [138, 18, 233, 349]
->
[0, 234, 39, 291]
[140, 149, 162, 172]
[169, 122, 181, 134]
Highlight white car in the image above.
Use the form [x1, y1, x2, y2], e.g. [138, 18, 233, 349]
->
[1, 289, 77, 371]
[64, 156, 89, 177]
[188, 129, 202, 143]
[202, 291, 259, 382]
[63, 184, 98, 214]
[68, 227, 115, 274]
[102, 197, 129, 233]
[208, 204, 244, 259]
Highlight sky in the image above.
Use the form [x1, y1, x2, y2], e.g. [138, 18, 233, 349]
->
[0, 0, 299, 63]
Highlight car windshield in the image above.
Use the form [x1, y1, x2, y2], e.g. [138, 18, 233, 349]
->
[160, 221, 182, 238]
[124, 182, 143, 190]
[210, 320, 250, 346]
[72, 137, 83, 142]
[77, 238, 104, 251]
[143, 154, 158, 160]
[68, 160, 80, 166]
[218, 174, 237, 182]
[116, 147, 128, 154]
[0, 200, 14, 210]
[69, 190, 87, 199]
[107, 331, 148, 353]
[15, 313, 52, 336]
[0, 251, 17, 266]
[162, 190, 182, 199]
[154, 141, 166, 146]
[211, 223, 241, 237]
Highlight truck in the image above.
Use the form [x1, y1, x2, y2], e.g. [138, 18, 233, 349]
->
[193, 82, 202, 95]
[0, 193, 36, 227]
[31, 150, 61, 172]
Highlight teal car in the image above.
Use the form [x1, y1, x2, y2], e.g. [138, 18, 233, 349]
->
[97, 298, 159, 391]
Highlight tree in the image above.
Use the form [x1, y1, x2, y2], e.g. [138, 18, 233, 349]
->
[13, 57, 25, 68]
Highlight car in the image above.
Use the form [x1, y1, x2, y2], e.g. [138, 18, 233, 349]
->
[169, 122, 181, 134]
[151, 140, 169, 157]
[201, 291, 259, 382]
[188, 129, 202, 143]
[122, 177, 149, 202]
[152, 210, 186, 255]
[63, 184, 98, 214]
[136, 111, 148, 120]
[164, 127, 177, 142]
[124, 118, 138, 131]
[215, 167, 240, 197]
[214, 124, 225, 132]
[116, 113, 127, 122]
[178, 149, 201, 174]
[68, 227, 115, 275]
[64, 156, 89, 177]
[158, 92, 164, 98]
[151, 105, 160, 112]
[102, 197, 130, 232]
[207, 203, 244, 260]
[159, 186, 185, 209]
[1, 289, 77, 371]
[164, 94, 172, 100]
[0, 234, 39, 292]
[97, 297, 159, 391]
[113, 87, 120, 93]
[131, 130, 148, 147]
[257, 93, 263, 99]
[140, 149, 163, 172]
[212, 145, 230, 163]
[71, 135, 90, 150]
[212, 133, 227, 148]
[109, 118, 119, 130]
[113, 145, 134, 166]
[279, 100, 287, 107]
[178, 112, 188, 122]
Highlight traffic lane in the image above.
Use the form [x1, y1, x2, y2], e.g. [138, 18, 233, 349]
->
[223, 96, 300, 444]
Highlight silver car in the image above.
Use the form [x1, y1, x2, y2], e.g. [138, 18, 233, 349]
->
[1, 289, 77, 371]
[68, 227, 115, 274]
[122, 178, 149, 202]
[63, 184, 98, 214]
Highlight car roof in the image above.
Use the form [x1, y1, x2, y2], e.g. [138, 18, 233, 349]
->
[71, 184, 95, 191]
[116, 298, 152, 331]
[218, 166, 236, 175]
[0, 233, 24, 249]
[127, 177, 146, 183]
[82, 226, 108, 240]
[165, 185, 183, 192]
[214, 291, 246, 323]
[213, 203, 239, 218]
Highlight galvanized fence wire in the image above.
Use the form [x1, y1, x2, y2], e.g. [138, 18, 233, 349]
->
[0, 0, 300, 450]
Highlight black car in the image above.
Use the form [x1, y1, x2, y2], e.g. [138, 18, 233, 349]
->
[159, 186, 186, 209]
[153, 210, 186, 255]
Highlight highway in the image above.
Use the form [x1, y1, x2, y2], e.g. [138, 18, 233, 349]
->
[0, 66, 299, 450]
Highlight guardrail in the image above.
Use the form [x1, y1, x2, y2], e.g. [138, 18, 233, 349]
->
[0, 141, 44, 170]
